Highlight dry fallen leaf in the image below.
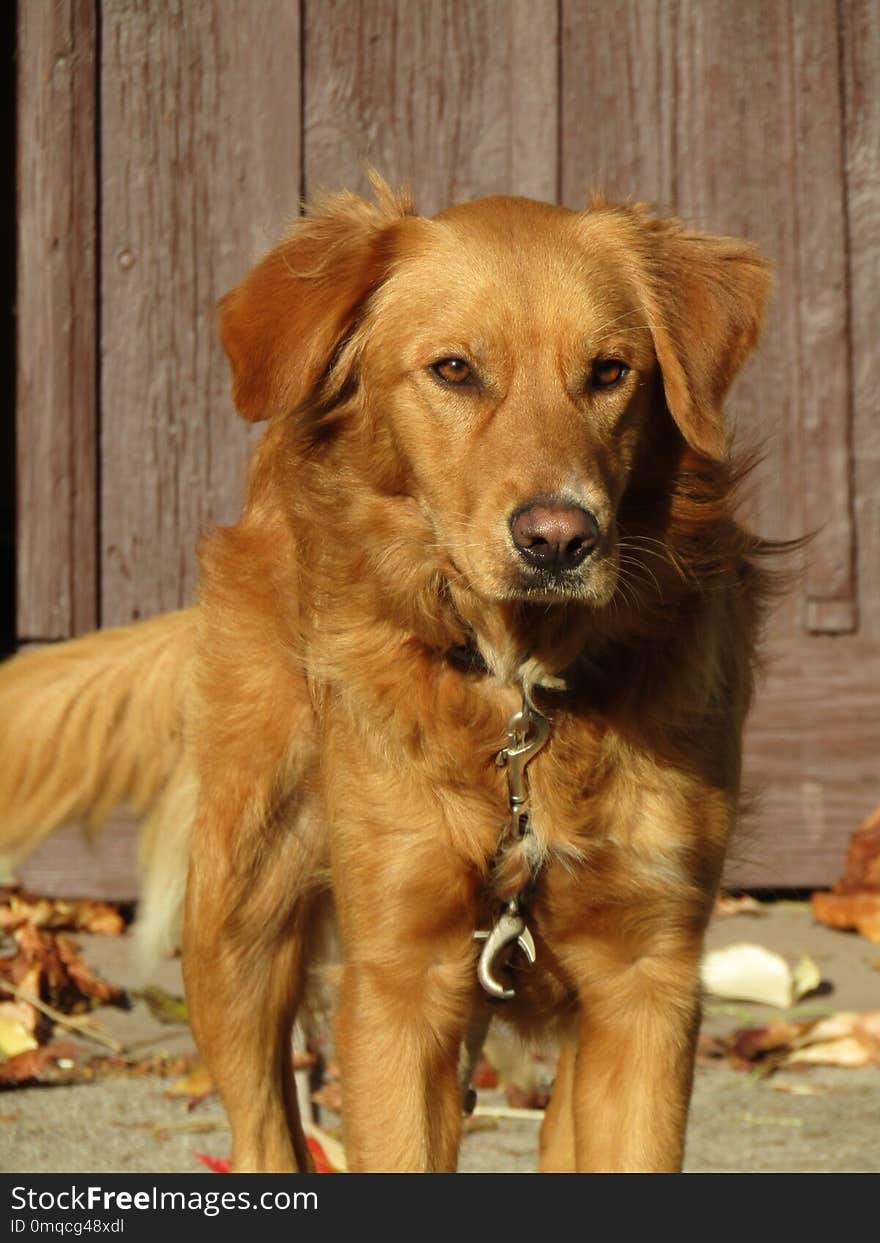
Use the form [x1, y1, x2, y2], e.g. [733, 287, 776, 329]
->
[701, 943, 796, 1008]
[714, 1010, 880, 1075]
[791, 952, 822, 1002]
[0, 1015, 39, 1059]
[812, 892, 880, 943]
[811, 806, 880, 942]
[166, 1062, 215, 1101]
[0, 996, 41, 1038]
[0, 892, 125, 936]
[785, 1011, 880, 1068]
[732, 1019, 803, 1061]
[0, 926, 127, 1016]
[787, 1037, 872, 1067]
[0, 1040, 84, 1085]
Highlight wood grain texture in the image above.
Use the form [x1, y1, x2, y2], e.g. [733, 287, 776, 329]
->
[562, 1, 805, 643]
[15, 1, 878, 898]
[561, 0, 678, 208]
[672, 0, 832, 641]
[14, 818, 141, 902]
[561, 0, 878, 884]
[17, 0, 97, 640]
[99, 0, 301, 625]
[304, 0, 559, 214]
[729, 637, 880, 887]
[842, 0, 880, 640]
[790, 0, 856, 633]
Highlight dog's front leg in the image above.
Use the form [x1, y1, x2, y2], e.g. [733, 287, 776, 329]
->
[332, 835, 478, 1172]
[538, 1036, 577, 1172]
[564, 932, 704, 1173]
[183, 803, 317, 1173]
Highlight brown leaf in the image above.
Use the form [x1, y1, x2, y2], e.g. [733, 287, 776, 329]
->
[811, 891, 880, 943]
[56, 936, 127, 1007]
[0, 927, 128, 1024]
[0, 1040, 84, 1086]
[811, 807, 880, 943]
[720, 1010, 880, 1074]
[0, 892, 125, 936]
[732, 1019, 805, 1061]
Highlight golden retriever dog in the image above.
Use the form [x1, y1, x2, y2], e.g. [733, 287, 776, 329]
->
[0, 176, 776, 1172]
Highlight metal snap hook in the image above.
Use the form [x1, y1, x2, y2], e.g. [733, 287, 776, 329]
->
[473, 898, 537, 1000]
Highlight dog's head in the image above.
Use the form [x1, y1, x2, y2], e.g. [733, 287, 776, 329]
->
[219, 177, 769, 614]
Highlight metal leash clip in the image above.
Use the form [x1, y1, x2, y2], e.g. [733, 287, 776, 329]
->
[474, 692, 550, 1000]
[474, 897, 537, 1000]
[498, 699, 550, 837]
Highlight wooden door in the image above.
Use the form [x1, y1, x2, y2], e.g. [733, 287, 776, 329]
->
[15, 0, 879, 892]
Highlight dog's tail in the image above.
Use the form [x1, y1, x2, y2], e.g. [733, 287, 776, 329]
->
[0, 609, 197, 971]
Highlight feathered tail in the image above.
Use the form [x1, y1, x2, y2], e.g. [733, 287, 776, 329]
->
[0, 610, 197, 972]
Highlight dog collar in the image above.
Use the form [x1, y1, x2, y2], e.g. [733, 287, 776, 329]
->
[444, 640, 489, 675]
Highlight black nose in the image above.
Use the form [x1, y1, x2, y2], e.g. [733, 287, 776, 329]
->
[509, 501, 600, 570]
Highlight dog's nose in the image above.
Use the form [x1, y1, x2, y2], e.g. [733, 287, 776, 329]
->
[510, 501, 600, 570]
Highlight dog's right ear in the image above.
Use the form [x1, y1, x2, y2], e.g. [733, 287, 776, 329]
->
[218, 179, 414, 421]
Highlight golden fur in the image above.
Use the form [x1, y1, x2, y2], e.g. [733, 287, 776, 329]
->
[0, 176, 776, 1172]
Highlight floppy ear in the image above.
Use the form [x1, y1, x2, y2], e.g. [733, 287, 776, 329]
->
[639, 216, 771, 460]
[218, 178, 414, 421]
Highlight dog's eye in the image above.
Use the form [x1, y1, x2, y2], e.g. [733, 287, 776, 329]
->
[591, 359, 629, 389]
[431, 357, 474, 387]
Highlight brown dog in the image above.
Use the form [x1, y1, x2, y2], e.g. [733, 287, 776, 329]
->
[1, 177, 775, 1172]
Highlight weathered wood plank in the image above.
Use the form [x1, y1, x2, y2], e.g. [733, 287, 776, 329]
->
[790, 1, 856, 633]
[304, 0, 559, 214]
[675, 1, 853, 635]
[17, 0, 97, 640]
[561, 0, 678, 208]
[842, 0, 880, 640]
[14, 817, 141, 903]
[672, 0, 812, 641]
[560, 0, 799, 637]
[729, 636, 880, 887]
[100, 0, 301, 626]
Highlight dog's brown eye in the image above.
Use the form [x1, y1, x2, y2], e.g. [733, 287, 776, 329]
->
[592, 359, 629, 389]
[431, 357, 474, 387]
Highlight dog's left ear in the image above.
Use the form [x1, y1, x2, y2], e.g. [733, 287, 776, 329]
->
[218, 176, 414, 421]
[638, 215, 771, 460]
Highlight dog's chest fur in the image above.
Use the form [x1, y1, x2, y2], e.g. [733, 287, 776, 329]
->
[312, 626, 728, 1014]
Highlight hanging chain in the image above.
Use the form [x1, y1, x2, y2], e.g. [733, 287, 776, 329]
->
[473, 689, 550, 1000]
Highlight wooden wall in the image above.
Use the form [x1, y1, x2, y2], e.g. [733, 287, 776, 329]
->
[15, 0, 880, 893]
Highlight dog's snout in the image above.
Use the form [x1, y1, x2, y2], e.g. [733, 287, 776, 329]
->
[509, 501, 600, 570]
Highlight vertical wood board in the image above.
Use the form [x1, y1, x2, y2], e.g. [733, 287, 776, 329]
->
[842, 0, 880, 640]
[100, 0, 302, 625]
[16, 0, 97, 640]
[304, 0, 559, 214]
[561, 0, 679, 208]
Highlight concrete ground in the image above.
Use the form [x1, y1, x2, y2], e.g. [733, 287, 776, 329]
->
[1, 902, 878, 1174]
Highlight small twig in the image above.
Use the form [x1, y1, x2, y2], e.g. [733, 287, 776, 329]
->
[0, 978, 124, 1053]
[472, 1104, 545, 1121]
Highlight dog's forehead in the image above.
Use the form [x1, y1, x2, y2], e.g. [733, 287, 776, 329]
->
[380, 196, 649, 345]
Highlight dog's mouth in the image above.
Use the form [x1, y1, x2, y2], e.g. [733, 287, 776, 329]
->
[503, 556, 618, 605]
